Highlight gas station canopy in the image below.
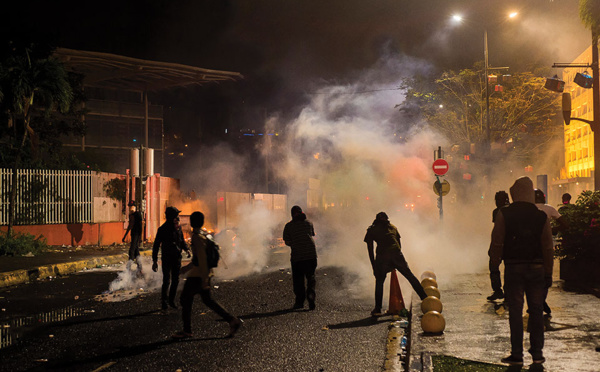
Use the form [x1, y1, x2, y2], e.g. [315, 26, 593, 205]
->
[54, 48, 243, 92]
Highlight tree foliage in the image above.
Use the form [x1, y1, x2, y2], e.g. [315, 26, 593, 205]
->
[580, 0, 600, 32]
[557, 190, 600, 260]
[399, 64, 561, 159]
[0, 41, 87, 170]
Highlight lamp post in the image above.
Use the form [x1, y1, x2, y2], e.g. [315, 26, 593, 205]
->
[453, 12, 517, 159]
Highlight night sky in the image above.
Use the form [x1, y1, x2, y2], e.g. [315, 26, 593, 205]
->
[4, 0, 592, 136]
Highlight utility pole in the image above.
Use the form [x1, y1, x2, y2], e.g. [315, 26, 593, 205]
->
[553, 29, 599, 190]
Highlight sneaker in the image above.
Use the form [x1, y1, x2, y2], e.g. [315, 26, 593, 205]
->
[172, 330, 192, 339]
[501, 355, 523, 366]
[228, 318, 242, 338]
[292, 302, 304, 310]
[169, 301, 178, 309]
[308, 300, 316, 310]
[487, 291, 504, 301]
[532, 356, 545, 364]
[371, 308, 384, 317]
[596, 345, 600, 352]
[162, 302, 168, 310]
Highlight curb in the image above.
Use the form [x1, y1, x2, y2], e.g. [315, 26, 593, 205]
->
[0, 250, 152, 288]
[383, 316, 408, 371]
[408, 294, 433, 372]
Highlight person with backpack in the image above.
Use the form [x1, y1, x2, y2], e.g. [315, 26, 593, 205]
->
[152, 206, 190, 310]
[172, 211, 241, 339]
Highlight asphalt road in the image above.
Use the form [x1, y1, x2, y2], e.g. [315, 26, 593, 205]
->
[0, 256, 391, 372]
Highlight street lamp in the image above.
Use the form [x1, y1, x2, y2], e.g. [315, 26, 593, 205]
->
[452, 12, 518, 158]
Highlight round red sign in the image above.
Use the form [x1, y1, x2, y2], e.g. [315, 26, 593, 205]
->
[432, 159, 449, 176]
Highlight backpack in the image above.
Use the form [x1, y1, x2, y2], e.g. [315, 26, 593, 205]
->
[204, 233, 221, 269]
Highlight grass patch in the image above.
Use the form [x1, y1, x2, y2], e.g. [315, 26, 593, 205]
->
[432, 355, 527, 372]
[0, 231, 49, 256]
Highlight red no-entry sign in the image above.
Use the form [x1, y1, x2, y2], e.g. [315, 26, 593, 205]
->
[432, 159, 449, 176]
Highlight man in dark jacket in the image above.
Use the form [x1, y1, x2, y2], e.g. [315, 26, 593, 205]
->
[123, 200, 143, 275]
[490, 177, 553, 366]
[487, 191, 510, 301]
[283, 205, 317, 310]
[364, 212, 427, 317]
[152, 206, 190, 310]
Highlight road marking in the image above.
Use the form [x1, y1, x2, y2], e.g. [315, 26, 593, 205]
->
[91, 361, 117, 372]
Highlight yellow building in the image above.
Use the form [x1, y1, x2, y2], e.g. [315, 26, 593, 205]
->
[554, 45, 595, 195]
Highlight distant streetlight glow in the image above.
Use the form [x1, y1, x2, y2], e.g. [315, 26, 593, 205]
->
[508, 12, 518, 19]
[452, 14, 463, 23]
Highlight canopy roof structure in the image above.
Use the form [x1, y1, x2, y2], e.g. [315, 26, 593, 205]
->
[54, 48, 243, 92]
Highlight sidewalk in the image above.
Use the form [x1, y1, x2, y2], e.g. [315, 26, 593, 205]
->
[408, 272, 600, 372]
[0, 245, 151, 288]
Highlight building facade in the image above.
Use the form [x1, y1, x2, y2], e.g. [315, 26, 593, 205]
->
[555, 45, 596, 195]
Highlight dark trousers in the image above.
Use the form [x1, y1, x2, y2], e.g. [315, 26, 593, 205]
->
[161, 259, 181, 306]
[489, 260, 502, 293]
[374, 251, 427, 310]
[180, 277, 234, 333]
[129, 233, 142, 260]
[504, 263, 546, 359]
[291, 259, 317, 305]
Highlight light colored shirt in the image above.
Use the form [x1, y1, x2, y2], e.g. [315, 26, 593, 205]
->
[536, 203, 561, 220]
[181, 229, 211, 281]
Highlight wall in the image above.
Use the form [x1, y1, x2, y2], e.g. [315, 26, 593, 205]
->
[0, 222, 125, 246]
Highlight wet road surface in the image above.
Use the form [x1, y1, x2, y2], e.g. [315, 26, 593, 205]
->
[0, 257, 391, 372]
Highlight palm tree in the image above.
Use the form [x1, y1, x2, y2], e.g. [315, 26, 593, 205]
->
[0, 43, 73, 238]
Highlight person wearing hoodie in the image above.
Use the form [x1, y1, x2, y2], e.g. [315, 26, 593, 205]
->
[364, 212, 427, 317]
[172, 211, 241, 339]
[490, 177, 554, 366]
[283, 205, 317, 310]
[152, 206, 190, 310]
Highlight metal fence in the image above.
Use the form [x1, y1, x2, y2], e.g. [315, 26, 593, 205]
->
[0, 169, 94, 225]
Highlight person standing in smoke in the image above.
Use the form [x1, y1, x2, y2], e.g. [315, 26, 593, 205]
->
[123, 200, 144, 276]
[283, 205, 318, 310]
[173, 211, 241, 339]
[490, 177, 553, 366]
[152, 206, 190, 310]
[487, 191, 510, 301]
[364, 212, 427, 317]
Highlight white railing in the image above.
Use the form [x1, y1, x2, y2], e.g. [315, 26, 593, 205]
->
[0, 169, 94, 225]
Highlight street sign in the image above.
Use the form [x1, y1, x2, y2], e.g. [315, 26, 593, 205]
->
[432, 159, 449, 176]
[433, 180, 450, 196]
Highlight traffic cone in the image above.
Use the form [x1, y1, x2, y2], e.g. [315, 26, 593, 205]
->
[387, 269, 405, 315]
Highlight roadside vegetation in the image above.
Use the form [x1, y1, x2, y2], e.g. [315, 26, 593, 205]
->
[0, 231, 48, 256]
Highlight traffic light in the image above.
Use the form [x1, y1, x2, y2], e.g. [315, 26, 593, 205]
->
[544, 75, 565, 92]
[574, 72, 593, 89]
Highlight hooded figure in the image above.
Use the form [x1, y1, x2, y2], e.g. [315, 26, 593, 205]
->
[490, 176, 553, 366]
[283, 205, 317, 310]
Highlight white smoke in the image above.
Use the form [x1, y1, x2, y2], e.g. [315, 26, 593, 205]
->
[266, 53, 493, 304]
[215, 202, 282, 279]
[107, 257, 163, 294]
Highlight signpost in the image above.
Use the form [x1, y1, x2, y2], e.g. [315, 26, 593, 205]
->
[432, 147, 449, 220]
